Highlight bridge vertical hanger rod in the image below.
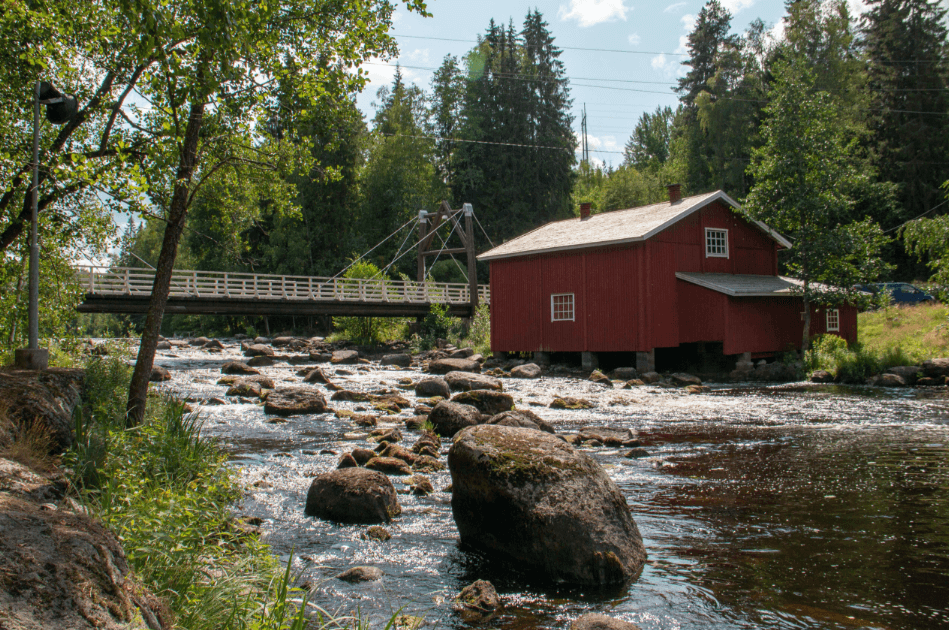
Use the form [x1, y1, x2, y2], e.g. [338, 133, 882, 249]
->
[464, 203, 478, 314]
[417, 210, 428, 283]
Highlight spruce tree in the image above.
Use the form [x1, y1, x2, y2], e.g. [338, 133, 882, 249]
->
[863, 0, 949, 230]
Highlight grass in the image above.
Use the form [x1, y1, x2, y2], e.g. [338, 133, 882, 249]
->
[858, 302, 949, 363]
[806, 302, 949, 381]
[67, 356, 310, 630]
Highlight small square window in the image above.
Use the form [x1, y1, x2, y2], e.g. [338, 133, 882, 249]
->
[826, 308, 840, 332]
[705, 228, 729, 258]
[551, 293, 574, 322]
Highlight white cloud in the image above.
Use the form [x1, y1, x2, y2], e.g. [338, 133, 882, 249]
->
[628, 33, 641, 46]
[651, 54, 670, 71]
[664, 2, 686, 12]
[680, 13, 696, 34]
[720, 0, 757, 13]
[575, 132, 621, 168]
[559, 0, 631, 27]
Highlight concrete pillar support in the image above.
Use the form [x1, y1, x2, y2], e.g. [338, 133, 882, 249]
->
[635, 349, 655, 373]
[581, 351, 599, 371]
[533, 351, 551, 366]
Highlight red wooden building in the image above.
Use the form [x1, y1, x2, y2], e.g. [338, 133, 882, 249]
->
[477, 187, 857, 372]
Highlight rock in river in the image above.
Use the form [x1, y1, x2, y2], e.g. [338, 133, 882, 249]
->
[428, 400, 482, 437]
[221, 361, 260, 376]
[263, 387, 327, 416]
[415, 377, 450, 398]
[448, 424, 647, 586]
[445, 371, 502, 392]
[450, 390, 514, 416]
[305, 468, 401, 524]
[452, 579, 500, 623]
[570, 613, 641, 630]
[336, 566, 383, 583]
[429, 358, 481, 375]
[485, 410, 555, 434]
[509, 363, 541, 379]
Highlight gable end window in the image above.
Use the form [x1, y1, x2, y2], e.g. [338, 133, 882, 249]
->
[705, 228, 729, 258]
[826, 308, 840, 332]
[551, 293, 575, 322]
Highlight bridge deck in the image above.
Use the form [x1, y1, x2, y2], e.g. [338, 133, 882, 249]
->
[75, 266, 489, 318]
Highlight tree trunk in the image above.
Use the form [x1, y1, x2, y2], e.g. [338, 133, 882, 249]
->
[125, 99, 206, 427]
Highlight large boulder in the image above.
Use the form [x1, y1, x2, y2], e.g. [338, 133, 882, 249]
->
[509, 363, 541, 379]
[610, 367, 638, 381]
[486, 410, 555, 434]
[305, 468, 401, 524]
[429, 358, 481, 375]
[445, 371, 502, 392]
[922, 358, 949, 378]
[448, 425, 646, 586]
[263, 388, 327, 416]
[428, 400, 482, 437]
[450, 390, 514, 416]
[415, 377, 450, 398]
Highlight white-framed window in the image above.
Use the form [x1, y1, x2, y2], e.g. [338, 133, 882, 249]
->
[551, 293, 575, 322]
[826, 308, 840, 332]
[705, 228, 729, 258]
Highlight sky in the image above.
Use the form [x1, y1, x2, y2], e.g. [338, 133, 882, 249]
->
[356, 0, 816, 168]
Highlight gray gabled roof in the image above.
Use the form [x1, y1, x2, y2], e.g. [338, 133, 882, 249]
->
[477, 190, 792, 262]
[675, 272, 803, 297]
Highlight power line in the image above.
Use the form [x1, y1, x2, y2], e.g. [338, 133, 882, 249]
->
[392, 33, 688, 57]
[393, 32, 948, 64]
[885, 198, 949, 234]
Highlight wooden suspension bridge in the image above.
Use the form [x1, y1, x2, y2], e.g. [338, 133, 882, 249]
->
[76, 202, 490, 318]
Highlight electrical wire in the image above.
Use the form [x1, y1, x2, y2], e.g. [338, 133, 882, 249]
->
[332, 216, 416, 278]
[884, 198, 949, 234]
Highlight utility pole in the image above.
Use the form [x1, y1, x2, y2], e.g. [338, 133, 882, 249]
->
[581, 103, 589, 165]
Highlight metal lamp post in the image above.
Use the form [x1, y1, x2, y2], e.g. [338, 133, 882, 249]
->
[14, 80, 76, 370]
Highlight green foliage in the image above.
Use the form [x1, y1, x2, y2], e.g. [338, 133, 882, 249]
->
[744, 55, 892, 348]
[464, 301, 492, 356]
[864, 0, 949, 241]
[624, 106, 675, 171]
[68, 356, 309, 629]
[902, 182, 949, 287]
[333, 261, 404, 345]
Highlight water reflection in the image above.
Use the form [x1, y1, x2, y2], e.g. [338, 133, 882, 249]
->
[150, 343, 949, 629]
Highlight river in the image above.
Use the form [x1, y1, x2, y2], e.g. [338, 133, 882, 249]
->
[154, 342, 949, 630]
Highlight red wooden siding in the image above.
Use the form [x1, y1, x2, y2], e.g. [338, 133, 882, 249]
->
[487, 198, 856, 356]
[656, 201, 777, 275]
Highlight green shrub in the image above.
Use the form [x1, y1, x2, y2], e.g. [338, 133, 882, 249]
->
[68, 356, 308, 629]
[333, 261, 404, 345]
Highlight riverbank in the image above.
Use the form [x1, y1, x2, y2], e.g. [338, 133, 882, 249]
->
[0, 359, 308, 630]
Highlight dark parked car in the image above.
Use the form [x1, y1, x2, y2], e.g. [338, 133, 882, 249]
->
[854, 282, 935, 305]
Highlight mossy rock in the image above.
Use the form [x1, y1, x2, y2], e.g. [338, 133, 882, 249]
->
[549, 397, 593, 410]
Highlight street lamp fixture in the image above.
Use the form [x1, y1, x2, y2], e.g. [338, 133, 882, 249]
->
[14, 80, 77, 371]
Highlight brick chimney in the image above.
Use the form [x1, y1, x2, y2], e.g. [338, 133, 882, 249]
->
[667, 183, 682, 203]
[580, 202, 592, 219]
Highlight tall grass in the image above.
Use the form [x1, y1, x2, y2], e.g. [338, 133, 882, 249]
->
[807, 303, 949, 381]
[68, 356, 309, 629]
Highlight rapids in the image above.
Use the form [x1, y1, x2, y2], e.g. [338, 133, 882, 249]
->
[152, 342, 949, 630]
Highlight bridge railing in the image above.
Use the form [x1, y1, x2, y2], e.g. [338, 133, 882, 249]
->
[75, 266, 490, 305]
